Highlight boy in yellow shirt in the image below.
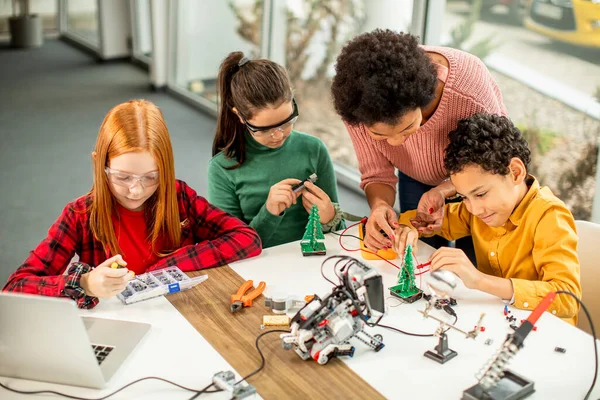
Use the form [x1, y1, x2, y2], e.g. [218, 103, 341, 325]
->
[395, 114, 581, 325]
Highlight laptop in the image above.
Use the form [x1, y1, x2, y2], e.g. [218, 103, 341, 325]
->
[0, 292, 150, 389]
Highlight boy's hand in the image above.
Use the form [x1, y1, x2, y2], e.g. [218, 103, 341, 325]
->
[412, 188, 445, 234]
[392, 225, 419, 255]
[365, 203, 398, 250]
[429, 247, 482, 290]
[80, 255, 134, 298]
[265, 178, 303, 216]
[301, 181, 335, 223]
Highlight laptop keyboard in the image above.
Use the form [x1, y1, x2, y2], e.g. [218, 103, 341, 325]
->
[91, 344, 114, 365]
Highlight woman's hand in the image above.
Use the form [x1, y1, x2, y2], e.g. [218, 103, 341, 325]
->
[265, 178, 302, 216]
[80, 255, 134, 298]
[412, 181, 454, 234]
[300, 181, 335, 223]
[364, 203, 399, 251]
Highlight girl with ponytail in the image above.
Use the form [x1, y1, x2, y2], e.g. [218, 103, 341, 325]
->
[209, 52, 344, 248]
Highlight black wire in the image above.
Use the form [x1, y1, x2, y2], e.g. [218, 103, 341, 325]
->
[333, 257, 350, 282]
[235, 329, 289, 384]
[377, 306, 457, 337]
[320, 255, 338, 285]
[1, 326, 298, 399]
[187, 383, 217, 400]
[445, 314, 458, 333]
[0, 377, 218, 400]
[0, 313, 297, 399]
[320, 255, 361, 286]
[329, 231, 362, 241]
[555, 291, 597, 400]
[377, 323, 435, 337]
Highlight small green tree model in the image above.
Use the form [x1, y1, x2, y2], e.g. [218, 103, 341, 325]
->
[389, 244, 422, 302]
[300, 204, 326, 256]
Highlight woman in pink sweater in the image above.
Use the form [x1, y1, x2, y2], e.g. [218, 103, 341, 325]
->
[331, 29, 507, 252]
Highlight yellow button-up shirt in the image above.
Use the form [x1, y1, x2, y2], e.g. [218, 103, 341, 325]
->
[400, 176, 581, 325]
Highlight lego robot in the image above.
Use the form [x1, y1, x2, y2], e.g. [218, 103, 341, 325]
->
[280, 256, 386, 365]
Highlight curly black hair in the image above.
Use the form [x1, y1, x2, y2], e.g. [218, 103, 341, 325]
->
[444, 114, 531, 176]
[331, 29, 437, 126]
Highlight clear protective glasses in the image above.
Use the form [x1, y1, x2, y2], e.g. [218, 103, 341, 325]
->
[104, 167, 159, 189]
[241, 99, 299, 138]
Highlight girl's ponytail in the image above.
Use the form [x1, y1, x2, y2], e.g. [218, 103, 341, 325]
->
[213, 52, 247, 167]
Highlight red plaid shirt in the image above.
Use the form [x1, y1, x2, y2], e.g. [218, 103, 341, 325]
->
[3, 180, 262, 308]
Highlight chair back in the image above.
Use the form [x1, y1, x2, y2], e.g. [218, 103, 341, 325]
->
[575, 220, 600, 338]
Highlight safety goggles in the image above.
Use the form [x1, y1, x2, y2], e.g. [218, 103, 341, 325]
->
[241, 99, 299, 137]
[104, 167, 159, 189]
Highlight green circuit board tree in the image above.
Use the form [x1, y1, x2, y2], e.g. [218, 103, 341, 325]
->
[389, 244, 422, 302]
[300, 204, 326, 256]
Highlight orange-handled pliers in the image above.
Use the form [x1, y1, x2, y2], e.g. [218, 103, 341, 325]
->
[230, 280, 266, 312]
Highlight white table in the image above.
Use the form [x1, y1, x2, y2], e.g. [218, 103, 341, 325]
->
[229, 227, 600, 400]
[2, 226, 598, 399]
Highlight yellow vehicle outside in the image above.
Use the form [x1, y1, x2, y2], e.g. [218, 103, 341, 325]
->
[525, 0, 600, 47]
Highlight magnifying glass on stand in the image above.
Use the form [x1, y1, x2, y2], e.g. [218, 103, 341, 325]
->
[420, 269, 484, 364]
[426, 269, 458, 300]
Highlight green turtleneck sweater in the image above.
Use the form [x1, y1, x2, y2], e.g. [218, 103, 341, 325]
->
[208, 131, 343, 248]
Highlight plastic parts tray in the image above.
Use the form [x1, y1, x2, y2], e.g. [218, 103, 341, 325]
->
[117, 266, 208, 305]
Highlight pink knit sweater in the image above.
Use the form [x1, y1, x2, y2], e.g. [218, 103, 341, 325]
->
[347, 46, 507, 190]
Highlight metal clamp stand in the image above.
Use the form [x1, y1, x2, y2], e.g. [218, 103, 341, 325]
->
[424, 328, 458, 364]
[419, 301, 485, 365]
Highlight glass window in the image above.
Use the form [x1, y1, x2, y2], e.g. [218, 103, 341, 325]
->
[171, 0, 417, 170]
[65, 0, 99, 46]
[283, 0, 414, 171]
[132, 0, 152, 61]
[172, 0, 263, 104]
[442, 0, 600, 220]
[0, 0, 57, 34]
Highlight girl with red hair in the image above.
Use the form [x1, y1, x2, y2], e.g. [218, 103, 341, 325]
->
[4, 100, 262, 308]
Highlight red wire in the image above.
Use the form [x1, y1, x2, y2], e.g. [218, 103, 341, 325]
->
[337, 222, 433, 275]
[413, 255, 430, 286]
[414, 255, 431, 269]
[336, 219, 432, 293]
[337, 221, 400, 269]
